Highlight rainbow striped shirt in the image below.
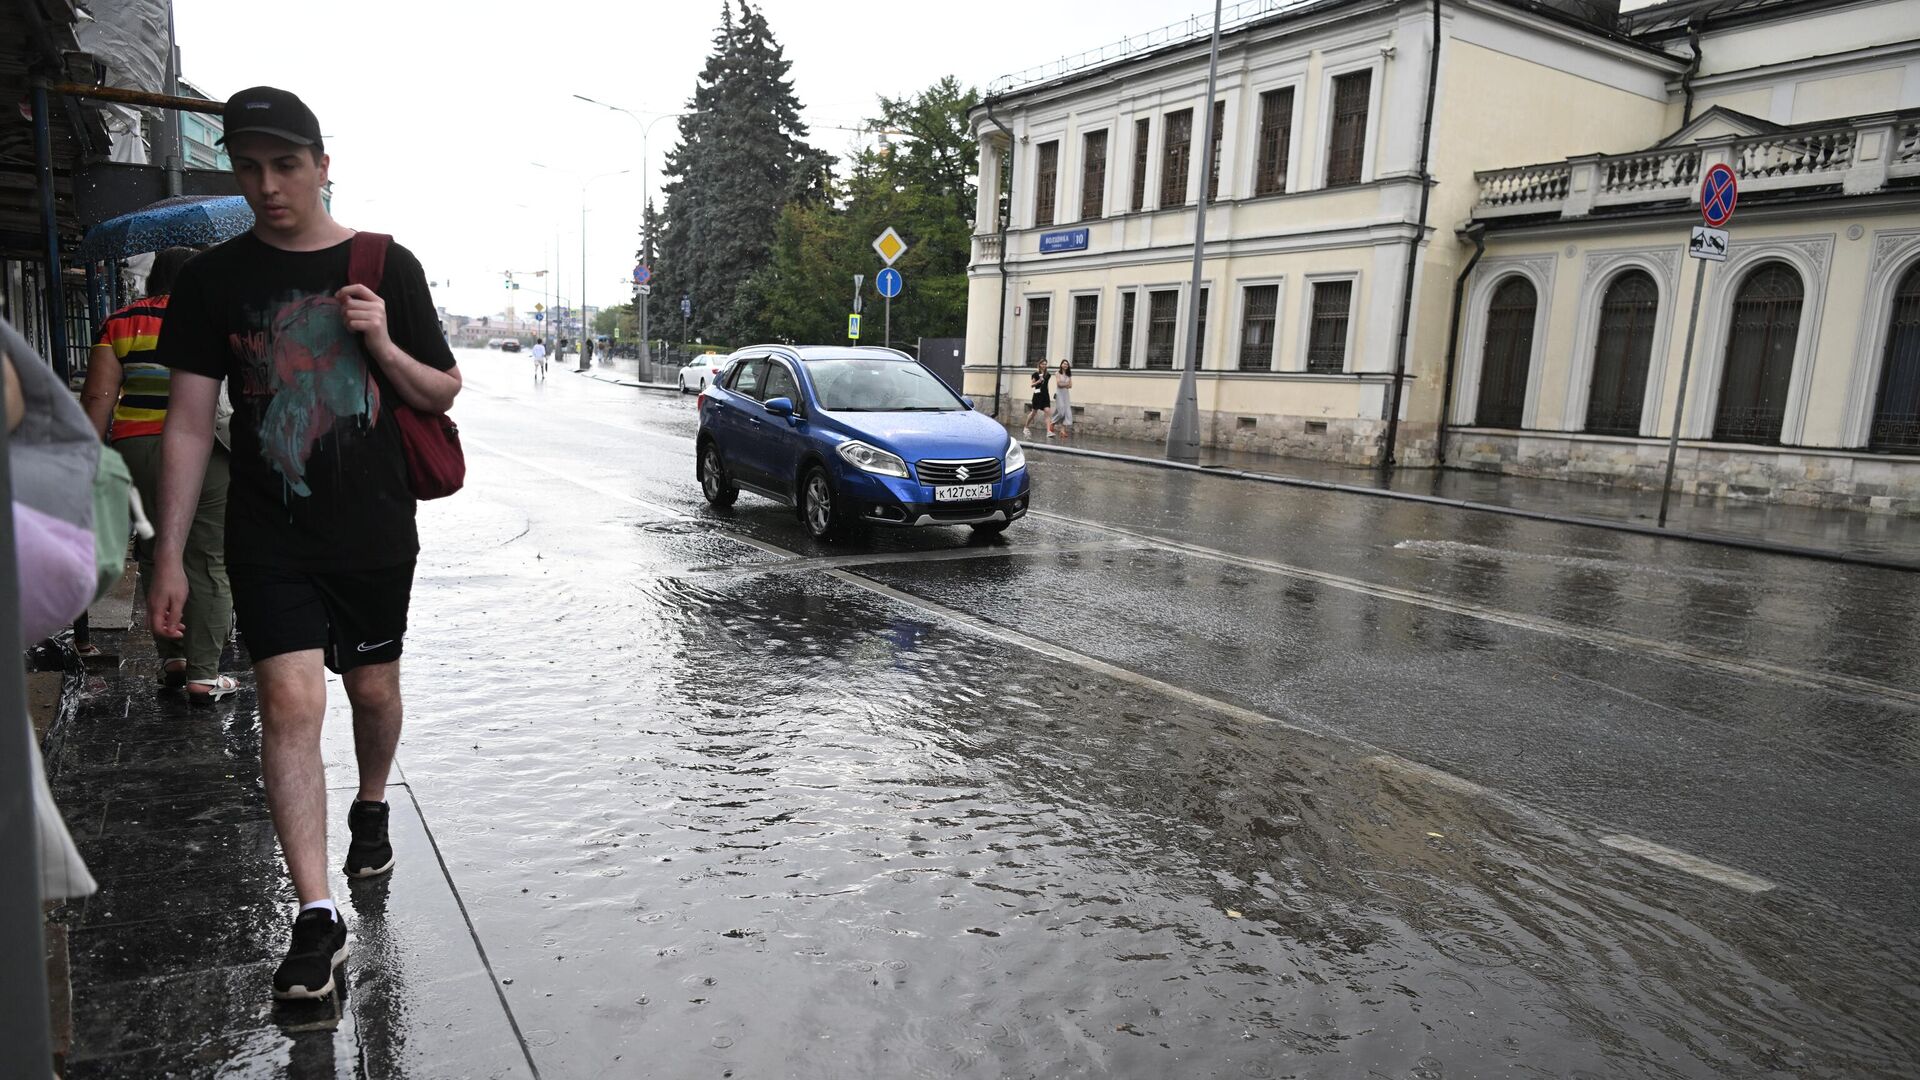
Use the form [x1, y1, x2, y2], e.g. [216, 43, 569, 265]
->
[96, 296, 172, 441]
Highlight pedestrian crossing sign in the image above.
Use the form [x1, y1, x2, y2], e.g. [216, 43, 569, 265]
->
[848, 313, 861, 340]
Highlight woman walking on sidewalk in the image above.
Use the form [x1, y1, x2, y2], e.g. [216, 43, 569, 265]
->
[1023, 357, 1052, 436]
[80, 246, 238, 705]
[1051, 359, 1074, 441]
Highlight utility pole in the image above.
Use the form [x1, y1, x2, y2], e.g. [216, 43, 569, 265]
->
[1165, 0, 1223, 463]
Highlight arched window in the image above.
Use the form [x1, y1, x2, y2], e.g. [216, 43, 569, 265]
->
[1475, 276, 1537, 429]
[1714, 262, 1802, 445]
[1585, 270, 1659, 436]
[1869, 261, 1920, 453]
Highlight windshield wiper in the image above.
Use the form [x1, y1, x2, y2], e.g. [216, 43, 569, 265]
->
[893, 406, 953, 412]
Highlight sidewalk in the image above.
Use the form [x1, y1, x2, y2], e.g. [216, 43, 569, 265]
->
[1021, 428, 1920, 569]
[580, 353, 684, 392]
[42, 584, 530, 1077]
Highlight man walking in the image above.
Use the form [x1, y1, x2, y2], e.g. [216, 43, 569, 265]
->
[150, 87, 461, 1001]
[530, 337, 547, 380]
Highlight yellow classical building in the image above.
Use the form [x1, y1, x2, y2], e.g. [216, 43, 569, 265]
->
[963, 0, 1920, 511]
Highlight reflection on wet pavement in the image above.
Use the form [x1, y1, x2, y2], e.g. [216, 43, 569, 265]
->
[52, 353, 1918, 1077]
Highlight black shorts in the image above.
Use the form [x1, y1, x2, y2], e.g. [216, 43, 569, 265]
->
[229, 562, 416, 674]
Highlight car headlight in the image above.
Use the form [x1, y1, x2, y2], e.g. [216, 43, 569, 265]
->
[1005, 438, 1026, 474]
[837, 440, 910, 478]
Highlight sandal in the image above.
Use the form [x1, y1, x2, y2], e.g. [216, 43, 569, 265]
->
[186, 674, 240, 708]
[158, 660, 188, 690]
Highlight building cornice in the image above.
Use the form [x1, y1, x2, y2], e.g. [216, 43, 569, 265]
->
[1674, 39, 1920, 97]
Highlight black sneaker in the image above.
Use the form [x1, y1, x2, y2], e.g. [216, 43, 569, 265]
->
[344, 800, 394, 879]
[273, 909, 350, 1000]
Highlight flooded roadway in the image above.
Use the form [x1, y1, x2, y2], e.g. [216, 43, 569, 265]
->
[381, 350, 1919, 1078]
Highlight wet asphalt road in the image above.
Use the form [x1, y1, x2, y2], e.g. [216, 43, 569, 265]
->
[386, 350, 1918, 1078]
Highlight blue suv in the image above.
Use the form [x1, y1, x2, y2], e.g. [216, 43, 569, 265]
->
[696, 346, 1031, 539]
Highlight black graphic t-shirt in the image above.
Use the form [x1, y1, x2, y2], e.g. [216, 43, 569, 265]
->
[155, 232, 456, 570]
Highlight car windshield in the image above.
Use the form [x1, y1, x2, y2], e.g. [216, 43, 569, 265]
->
[803, 358, 961, 412]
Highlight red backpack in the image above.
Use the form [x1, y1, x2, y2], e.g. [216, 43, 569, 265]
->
[348, 232, 465, 499]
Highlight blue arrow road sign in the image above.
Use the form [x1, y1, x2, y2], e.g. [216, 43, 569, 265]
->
[535, 312, 544, 322]
[876, 267, 902, 299]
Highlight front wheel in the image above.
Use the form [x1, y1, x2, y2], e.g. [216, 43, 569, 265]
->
[700, 443, 738, 508]
[799, 466, 847, 540]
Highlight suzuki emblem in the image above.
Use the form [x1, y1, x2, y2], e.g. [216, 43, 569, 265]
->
[955, 466, 971, 481]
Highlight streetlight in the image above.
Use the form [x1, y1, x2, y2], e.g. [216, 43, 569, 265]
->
[532, 161, 629, 369]
[573, 94, 700, 368]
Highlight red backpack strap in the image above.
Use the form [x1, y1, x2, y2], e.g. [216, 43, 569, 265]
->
[347, 231, 392, 291]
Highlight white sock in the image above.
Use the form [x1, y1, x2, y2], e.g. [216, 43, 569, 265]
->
[300, 899, 338, 922]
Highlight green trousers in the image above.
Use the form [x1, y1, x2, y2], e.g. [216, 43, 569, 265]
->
[116, 436, 232, 683]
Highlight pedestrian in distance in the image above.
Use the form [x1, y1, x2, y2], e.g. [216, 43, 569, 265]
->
[149, 87, 462, 1003]
[1022, 357, 1051, 436]
[1051, 359, 1073, 441]
[530, 337, 547, 381]
[80, 246, 238, 704]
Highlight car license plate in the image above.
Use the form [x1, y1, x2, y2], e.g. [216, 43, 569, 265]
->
[934, 484, 992, 503]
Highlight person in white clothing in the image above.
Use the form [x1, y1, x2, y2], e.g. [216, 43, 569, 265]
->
[530, 339, 548, 380]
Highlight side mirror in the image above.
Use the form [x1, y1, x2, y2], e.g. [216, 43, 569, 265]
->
[961, 397, 975, 410]
[763, 396, 795, 417]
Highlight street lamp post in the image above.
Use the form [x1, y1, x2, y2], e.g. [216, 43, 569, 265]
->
[573, 95, 699, 371]
[1165, 0, 1224, 464]
[531, 162, 629, 370]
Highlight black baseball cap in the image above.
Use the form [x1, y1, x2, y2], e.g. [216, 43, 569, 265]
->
[217, 86, 323, 148]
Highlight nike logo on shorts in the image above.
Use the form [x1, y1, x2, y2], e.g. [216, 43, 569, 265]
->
[356, 640, 396, 653]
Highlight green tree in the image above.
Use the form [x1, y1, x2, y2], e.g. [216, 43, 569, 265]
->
[656, 1, 830, 344]
[740, 77, 980, 349]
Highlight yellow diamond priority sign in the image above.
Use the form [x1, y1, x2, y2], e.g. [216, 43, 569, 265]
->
[871, 227, 908, 266]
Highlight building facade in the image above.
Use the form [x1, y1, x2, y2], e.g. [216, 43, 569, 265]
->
[964, 0, 1919, 512]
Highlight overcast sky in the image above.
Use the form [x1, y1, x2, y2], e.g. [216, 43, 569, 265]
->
[172, 0, 1183, 322]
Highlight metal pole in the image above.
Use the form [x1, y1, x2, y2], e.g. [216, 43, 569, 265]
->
[885, 296, 891, 350]
[581, 195, 588, 371]
[1657, 256, 1710, 528]
[0, 337, 56, 1076]
[1165, 0, 1223, 463]
[639, 125, 651, 372]
[31, 84, 71, 383]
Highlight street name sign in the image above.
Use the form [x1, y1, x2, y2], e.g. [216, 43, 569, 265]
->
[1701, 163, 1738, 228]
[1039, 227, 1090, 254]
[876, 267, 902, 298]
[872, 227, 908, 266]
[1689, 226, 1729, 262]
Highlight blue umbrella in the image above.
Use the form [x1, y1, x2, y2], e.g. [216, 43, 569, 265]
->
[80, 195, 254, 261]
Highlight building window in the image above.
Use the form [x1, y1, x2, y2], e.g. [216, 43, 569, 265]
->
[1306, 280, 1354, 374]
[1034, 140, 1059, 228]
[1239, 284, 1279, 371]
[1081, 131, 1108, 221]
[1255, 88, 1294, 197]
[1585, 271, 1659, 436]
[1206, 100, 1226, 202]
[1192, 286, 1210, 366]
[1025, 296, 1052, 367]
[1145, 289, 1179, 369]
[1160, 108, 1192, 208]
[1131, 118, 1150, 212]
[1072, 294, 1099, 364]
[1714, 262, 1802, 445]
[1474, 276, 1538, 428]
[1326, 71, 1371, 188]
[1870, 261, 1920, 452]
[1118, 291, 1138, 368]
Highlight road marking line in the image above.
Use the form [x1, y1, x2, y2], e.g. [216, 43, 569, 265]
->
[471, 435, 1787, 896]
[679, 540, 1146, 577]
[1598, 833, 1777, 893]
[1031, 510, 1920, 709]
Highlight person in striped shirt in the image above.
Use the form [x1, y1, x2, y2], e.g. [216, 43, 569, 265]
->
[81, 246, 237, 704]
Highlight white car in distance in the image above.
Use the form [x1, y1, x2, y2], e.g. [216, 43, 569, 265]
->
[678, 356, 725, 393]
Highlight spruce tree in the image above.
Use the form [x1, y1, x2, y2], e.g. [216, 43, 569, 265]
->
[657, 1, 826, 345]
